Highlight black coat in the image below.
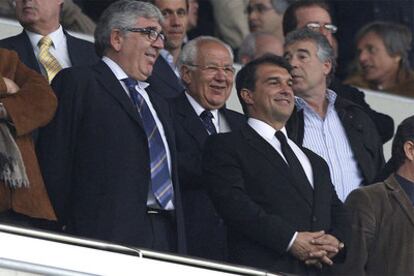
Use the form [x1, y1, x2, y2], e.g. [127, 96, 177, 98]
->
[171, 93, 245, 261]
[203, 124, 348, 274]
[37, 61, 186, 253]
[286, 96, 385, 186]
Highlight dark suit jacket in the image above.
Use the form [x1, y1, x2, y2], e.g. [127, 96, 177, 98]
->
[147, 56, 184, 99]
[286, 96, 385, 186]
[340, 174, 414, 276]
[36, 61, 185, 253]
[0, 30, 98, 73]
[171, 93, 245, 261]
[202, 124, 349, 274]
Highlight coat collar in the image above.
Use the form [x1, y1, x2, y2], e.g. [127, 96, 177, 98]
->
[386, 174, 414, 227]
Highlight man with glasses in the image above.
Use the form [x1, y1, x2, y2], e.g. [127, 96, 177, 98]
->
[37, 0, 186, 254]
[282, 0, 394, 144]
[246, 0, 290, 42]
[0, 0, 97, 83]
[147, 0, 188, 99]
[172, 36, 245, 261]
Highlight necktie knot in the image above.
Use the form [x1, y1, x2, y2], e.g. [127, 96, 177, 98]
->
[200, 110, 217, 135]
[38, 36, 53, 49]
[275, 130, 287, 145]
[122, 77, 138, 91]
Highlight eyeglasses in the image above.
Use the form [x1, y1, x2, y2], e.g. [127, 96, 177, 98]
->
[245, 4, 274, 15]
[306, 22, 338, 34]
[123, 27, 166, 42]
[186, 64, 235, 76]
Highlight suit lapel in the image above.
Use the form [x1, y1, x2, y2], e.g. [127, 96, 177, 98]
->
[93, 62, 143, 128]
[152, 57, 184, 93]
[15, 32, 41, 73]
[387, 175, 414, 227]
[66, 31, 83, 66]
[176, 94, 209, 148]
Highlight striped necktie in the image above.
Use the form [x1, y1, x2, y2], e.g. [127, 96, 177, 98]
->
[38, 36, 62, 83]
[200, 110, 217, 135]
[122, 78, 174, 209]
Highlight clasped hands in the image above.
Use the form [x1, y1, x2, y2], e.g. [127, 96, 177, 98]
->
[289, 230, 344, 269]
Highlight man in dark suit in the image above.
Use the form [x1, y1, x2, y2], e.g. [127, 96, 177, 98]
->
[172, 36, 245, 261]
[147, 0, 188, 98]
[36, 0, 185, 254]
[202, 54, 348, 274]
[0, 0, 97, 83]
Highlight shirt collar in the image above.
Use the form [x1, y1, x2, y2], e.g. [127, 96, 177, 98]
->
[295, 89, 337, 111]
[102, 56, 149, 89]
[247, 117, 287, 140]
[185, 91, 218, 119]
[27, 25, 65, 50]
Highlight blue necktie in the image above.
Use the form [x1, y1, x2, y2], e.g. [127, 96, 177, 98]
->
[123, 78, 174, 209]
[200, 110, 217, 135]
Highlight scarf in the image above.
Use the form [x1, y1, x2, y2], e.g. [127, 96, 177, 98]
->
[0, 122, 29, 188]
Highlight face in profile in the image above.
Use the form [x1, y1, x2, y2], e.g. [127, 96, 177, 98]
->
[357, 31, 401, 87]
[247, 0, 281, 34]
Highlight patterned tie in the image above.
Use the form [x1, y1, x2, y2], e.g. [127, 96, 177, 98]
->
[122, 78, 174, 209]
[275, 131, 312, 189]
[38, 36, 62, 83]
[200, 110, 217, 135]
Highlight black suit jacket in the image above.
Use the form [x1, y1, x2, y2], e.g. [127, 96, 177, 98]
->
[171, 94, 245, 261]
[147, 56, 185, 99]
[202, 124, 348, 274]
[0, 30, 98, 73]
[36, 61, 185, 253]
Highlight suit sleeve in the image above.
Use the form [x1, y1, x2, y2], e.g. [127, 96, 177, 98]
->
[202, 135, 297, 255]
[0, 50, 57, 136]
[36, 69, 82, 224]
[339, 188, 375, 275]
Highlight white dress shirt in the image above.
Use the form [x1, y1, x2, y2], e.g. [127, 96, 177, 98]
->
[185, 92, 221, 133]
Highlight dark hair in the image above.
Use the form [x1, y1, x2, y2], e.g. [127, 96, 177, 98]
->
[147, 0, 190, 11]
[389, 116, 414, 171]
[355, 21, 412, 74]
[282, 0, 331, 36]
[236, 54, 292, 115]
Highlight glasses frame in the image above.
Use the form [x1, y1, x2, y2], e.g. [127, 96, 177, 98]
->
[123, 27, 166, 42]
[186, 63, 236, 76]
[306, 22, 338, 34]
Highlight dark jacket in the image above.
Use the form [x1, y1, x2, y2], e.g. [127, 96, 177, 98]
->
[286, 96, 385, 186]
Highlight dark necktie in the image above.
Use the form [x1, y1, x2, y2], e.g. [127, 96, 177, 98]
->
[275, 131, 312, 189]
[123, 78, 174, 209]
[200, 110, 217, 135]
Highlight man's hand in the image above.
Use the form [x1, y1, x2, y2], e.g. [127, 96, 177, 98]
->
[311, 233, 344, 259]
[289, 231, 326, 261]
[3, 77, 19, 94]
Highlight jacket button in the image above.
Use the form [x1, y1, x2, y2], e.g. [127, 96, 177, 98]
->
[312, 216, 317, 222]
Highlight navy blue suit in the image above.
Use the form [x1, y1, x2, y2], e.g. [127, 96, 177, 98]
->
[37, 61, 186, 253]
[0, 30, 98, 72]
[171, 93, 245, 261]
[148, 56, 185, 99]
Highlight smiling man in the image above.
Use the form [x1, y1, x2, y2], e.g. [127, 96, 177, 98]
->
[202, 54, 348, 274]
[37, 0, 186, 254]
[284, 28, 384, 202]
[172, 36, 245, 261]
[0, 0, 97, 83]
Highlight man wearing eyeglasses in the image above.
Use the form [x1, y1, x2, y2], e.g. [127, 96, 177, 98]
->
[37, 0, 186, 254]
[282, 0, 394, 144]
[246, 0, 290, 42]
[0, 0, 98, 83]
[171, 36, 245, 261]
[147, 0, 188, 99]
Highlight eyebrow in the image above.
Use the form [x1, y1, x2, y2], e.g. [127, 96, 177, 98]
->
[297, 48, 311, 55]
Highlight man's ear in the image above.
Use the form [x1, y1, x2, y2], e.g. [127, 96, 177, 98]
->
[110, 29, 124, 52]
[404, 140, 414, 161]
[181, 65, 192, 86]
[323, 59, 332, 76]
[240, 88, 254, 105]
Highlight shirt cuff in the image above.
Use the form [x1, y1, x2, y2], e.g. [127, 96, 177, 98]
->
[286, 231, 298, 251]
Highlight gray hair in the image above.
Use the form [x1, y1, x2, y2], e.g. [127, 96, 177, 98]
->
[177, 36, 234, 70]
[284, 28, 336, 84]
[94, 0, 163, 57]
[355, 21, 412, 72]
